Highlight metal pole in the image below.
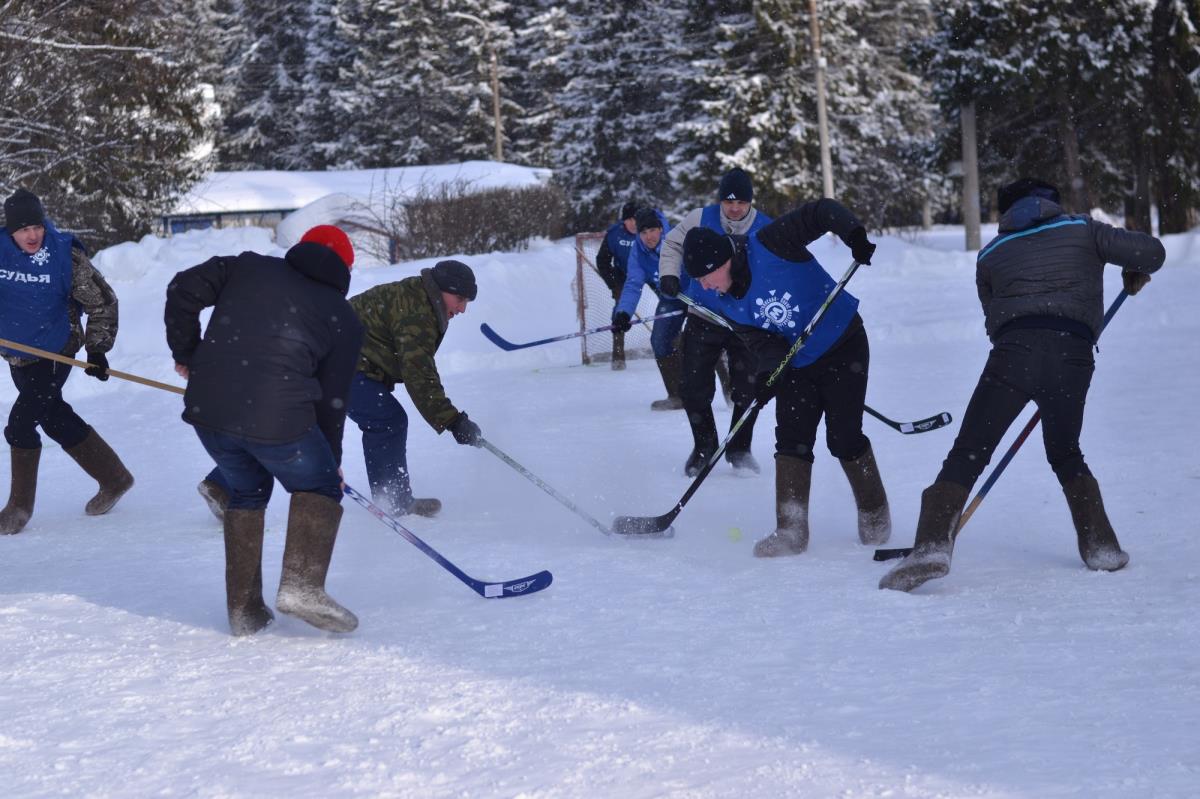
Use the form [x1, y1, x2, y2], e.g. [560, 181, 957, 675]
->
[808, 0, 834, 197]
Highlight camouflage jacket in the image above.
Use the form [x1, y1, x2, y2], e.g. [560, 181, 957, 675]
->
[349, 269, 460, 432]
[3, 247, 119, 367]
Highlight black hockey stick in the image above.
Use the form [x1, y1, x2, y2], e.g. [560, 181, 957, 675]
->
[864, 406, 953, 434]
[479, 439, 673, 538]
[873, 290, 1130, 562]
[480, 310, 683, 351]
[345, 484, 553, 598]
[612, 260, 863, 535]
[677, 297, 951, 436]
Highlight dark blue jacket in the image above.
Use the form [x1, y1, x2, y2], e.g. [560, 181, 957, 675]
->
[977, 197, 1165, 341]
[0, 220, 80, 356]
[165, 242, 364, 462]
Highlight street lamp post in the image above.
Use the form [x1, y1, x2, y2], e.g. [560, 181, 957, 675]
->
[449, 11, 504, 162]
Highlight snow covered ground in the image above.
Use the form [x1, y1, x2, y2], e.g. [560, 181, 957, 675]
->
[1, 224, 1197, 798]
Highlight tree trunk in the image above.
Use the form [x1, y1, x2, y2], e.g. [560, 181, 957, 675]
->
[960, 103, 981, 251]
[1124, 121, 1153, 233]
[1055, 89, 1087, 213]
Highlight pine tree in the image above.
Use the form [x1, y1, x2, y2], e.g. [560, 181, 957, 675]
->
[0, 0, 211, 245]
[1148, 0, 1200, 232]
[551, 0, 690, 228]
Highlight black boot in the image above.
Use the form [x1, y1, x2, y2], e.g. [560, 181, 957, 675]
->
[276, 492, 358, 633]
[1062, 474, 1129, 571]
[725, 449, 760, 474]
[224, 508, 273, 635]
[64, 428, 134, 515]
[753, 455, 811, 557]
[198, 478, 229, 523]
[651, 350, 685, 411]
[878, 481, 970, 592]
[611, 329, 626, 371]
[0, 446, 40, 535]
[839, 442, 891, 544]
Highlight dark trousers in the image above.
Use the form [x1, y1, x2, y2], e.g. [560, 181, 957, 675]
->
[195, 426, 342, 511]
[345, 372, 413, 514]
[681, 314, 760, 452]
[5, 359, 90, 449]
[939, 329, 1094, 488]
[774, 318, 871, 463]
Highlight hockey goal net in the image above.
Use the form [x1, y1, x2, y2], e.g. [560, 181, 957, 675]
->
[573, 232, 659, 365]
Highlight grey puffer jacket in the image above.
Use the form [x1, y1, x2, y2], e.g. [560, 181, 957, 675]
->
[976, 197, 1165, 341]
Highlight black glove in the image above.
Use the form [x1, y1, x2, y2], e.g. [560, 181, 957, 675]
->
[1122, 271, 1151, 296]
[449, 412, 482, 446]
[612, 311, 632, 333]
[85, 351, 110, 381]
[753, 374, 779, 405]
[844, 226, 876, 266]
[659, 274, 681, 298]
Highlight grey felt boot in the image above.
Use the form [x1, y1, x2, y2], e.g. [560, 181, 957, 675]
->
[224, 508, 274, 636]
[878, 481, 970, 592]
[0, 446, 40, 535]
[276, 492, 358, 633]
[753, 455, 811, 557]
[840, 442, 891, 545]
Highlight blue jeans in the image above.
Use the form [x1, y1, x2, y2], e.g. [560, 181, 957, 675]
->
[345, 373, 412, 514]
[650, 297, 686, 359]
[195, 426, 342, 511]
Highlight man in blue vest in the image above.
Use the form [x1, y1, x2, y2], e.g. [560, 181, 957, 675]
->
[879, 178, 1166, 592]
[0, 189, 133, 535]
[594, 202, 639, 370]
[659, 168, 773, 475]
[613, 208, 686, 411]
[681, 200, 886, 557]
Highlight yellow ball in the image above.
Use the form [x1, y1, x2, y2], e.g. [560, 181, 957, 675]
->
[728, 526, 743, 542]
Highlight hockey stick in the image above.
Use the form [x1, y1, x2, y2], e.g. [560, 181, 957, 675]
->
[344, 483, 553, 598]
[675, 297, 951, 435]
[873, 290, 1130, 561]
[0, 337, 186, 395]
[480, 310, 683, 351]
[864, 406, 953, 434]
[612, 260, 863, 535]
[478, 438, 672, 538]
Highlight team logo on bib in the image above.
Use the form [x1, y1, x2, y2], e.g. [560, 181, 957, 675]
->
[754, 290, 799, 330]
[30, 247, 51, 267]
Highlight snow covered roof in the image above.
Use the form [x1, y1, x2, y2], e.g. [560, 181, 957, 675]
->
[168, 160, 553, 216]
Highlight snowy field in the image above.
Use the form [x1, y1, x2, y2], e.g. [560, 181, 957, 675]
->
[1, 223, 1197, 798]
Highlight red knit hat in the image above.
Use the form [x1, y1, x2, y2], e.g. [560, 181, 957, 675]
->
[300, 225, 354, 269]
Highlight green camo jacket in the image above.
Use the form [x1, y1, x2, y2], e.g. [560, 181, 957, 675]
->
[349, 269, 460, 432]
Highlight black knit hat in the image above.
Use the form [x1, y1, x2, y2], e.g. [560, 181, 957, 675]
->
[620, 202, 638, 221]
[4, 188, 45, 232]
[635, 208, 662, 233]
[716, 168, 753, 202]
[998, 178, 1061, 214]
[683, 227, 734, 278]
[430, 259, 477, 301]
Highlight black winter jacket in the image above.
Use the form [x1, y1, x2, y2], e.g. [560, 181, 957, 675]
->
[976, 198, 1165, 341]
[164, 242, 364, 462]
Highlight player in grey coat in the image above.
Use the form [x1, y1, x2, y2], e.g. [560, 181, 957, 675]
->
[880, 178, 1166, 592]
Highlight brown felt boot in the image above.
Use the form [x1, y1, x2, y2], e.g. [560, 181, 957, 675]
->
[276, 492, 357, 633]
[1062, 474, 1130, 572]
[753, 455, 811, 557]
[198, 478, 229, 523]
[611, 329, 626, 371]
[64, 428, 134, 515]
[0, 446, 41, 535]
[650, 350, 685, 411]
[878, 481, 970, 592]
[224, 508, 273, 636]
[840, 442, 892, 545]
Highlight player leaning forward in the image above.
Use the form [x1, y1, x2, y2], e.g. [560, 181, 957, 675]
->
[165, 226, 364, 635]
[681, 202, 886, 556]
